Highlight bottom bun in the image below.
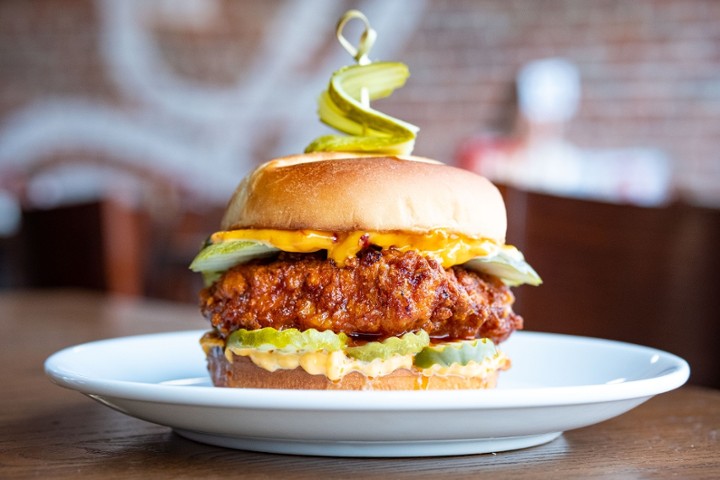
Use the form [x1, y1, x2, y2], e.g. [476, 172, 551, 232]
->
[206, 347, 508, 391]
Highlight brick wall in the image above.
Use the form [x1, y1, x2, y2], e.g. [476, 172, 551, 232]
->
[397, 0, 720, 206]
[1, 0, 718, 208]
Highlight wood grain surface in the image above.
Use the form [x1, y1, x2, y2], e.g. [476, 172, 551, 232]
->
[1, 290, 718, 479]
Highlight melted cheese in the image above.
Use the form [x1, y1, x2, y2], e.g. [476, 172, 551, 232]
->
[210, 228, 501, 267]
[222, 345, 510, 382]
[419, 352, 511, 377]
[227, 347, 414, 381]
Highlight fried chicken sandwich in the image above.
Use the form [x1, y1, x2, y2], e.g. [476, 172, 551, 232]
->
[190, 151, 541, 390]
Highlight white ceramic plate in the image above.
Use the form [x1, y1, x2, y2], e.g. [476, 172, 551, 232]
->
[45, 330, 689, 457]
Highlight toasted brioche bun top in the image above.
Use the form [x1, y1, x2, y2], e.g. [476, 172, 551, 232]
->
[221, 152, 507, 243]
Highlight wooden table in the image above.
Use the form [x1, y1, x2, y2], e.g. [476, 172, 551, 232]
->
[1, 290, 718, 479]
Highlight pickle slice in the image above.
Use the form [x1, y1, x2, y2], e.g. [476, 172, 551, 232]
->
[306, 62, 419, 155]
[226, 327, 348, 354]
[413, 338, 500, 369]
[464, 246, 542, 286]
[189, 240, 278, 274]
[345, 331, 430, 362]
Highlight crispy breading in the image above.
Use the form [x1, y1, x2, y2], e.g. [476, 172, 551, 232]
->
[200, 248, 522, 344]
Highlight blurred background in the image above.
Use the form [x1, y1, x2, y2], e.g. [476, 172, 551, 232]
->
[0, 0, 718, 386]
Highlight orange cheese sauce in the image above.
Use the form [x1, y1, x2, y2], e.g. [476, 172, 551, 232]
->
[210, 228, 500, 268]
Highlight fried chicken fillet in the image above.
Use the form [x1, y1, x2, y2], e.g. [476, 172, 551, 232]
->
[201, 249, 522, 345]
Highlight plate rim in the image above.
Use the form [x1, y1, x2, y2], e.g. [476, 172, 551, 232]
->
[44, 329, 690, 411]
